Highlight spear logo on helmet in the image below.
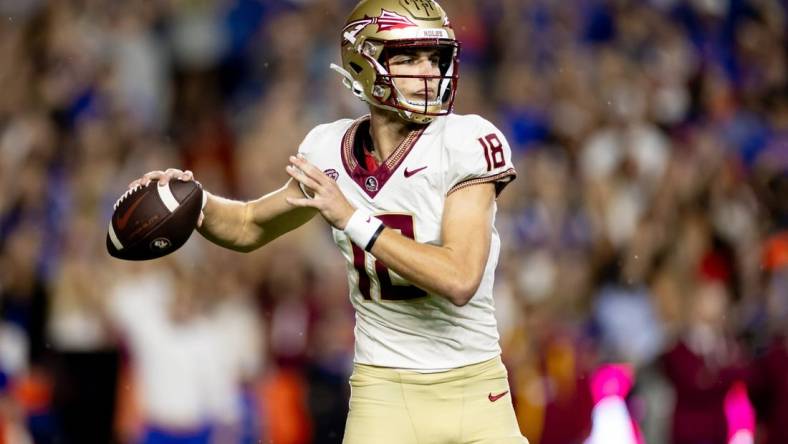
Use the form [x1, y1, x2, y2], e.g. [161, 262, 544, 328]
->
[342, 9, 417, 44]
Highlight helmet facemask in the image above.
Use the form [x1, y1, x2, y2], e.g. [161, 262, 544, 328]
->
[369, 39, 460, 123]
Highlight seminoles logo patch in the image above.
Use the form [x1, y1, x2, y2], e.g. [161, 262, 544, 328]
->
[343, 9, 417, 43]
[364, 176, 379, 192]
[323, 168, 339, 181]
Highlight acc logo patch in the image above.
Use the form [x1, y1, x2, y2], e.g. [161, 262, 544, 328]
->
[324, 169, 339, 181]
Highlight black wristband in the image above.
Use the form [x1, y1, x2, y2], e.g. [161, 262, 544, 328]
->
[364, 224, 385, 252]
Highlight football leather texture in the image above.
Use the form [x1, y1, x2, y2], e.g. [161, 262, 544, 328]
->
[107, 179, 203, 261]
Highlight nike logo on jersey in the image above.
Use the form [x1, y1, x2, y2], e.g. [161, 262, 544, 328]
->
[488, 391, 509, 402]
[404, 165, 428, 178]
[116, 190, 148, 230]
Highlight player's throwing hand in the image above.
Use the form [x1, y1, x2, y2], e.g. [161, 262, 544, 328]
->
[128, 168, 195, 189]
[127, 168, 206, 227]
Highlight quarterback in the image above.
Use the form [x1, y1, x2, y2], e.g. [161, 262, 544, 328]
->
[131, 0, 527, 442]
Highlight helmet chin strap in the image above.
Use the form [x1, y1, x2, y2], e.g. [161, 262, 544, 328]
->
[330, 63, 365, 99]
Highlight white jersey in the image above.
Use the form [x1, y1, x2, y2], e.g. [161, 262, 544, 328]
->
[298, 113, 516, 371]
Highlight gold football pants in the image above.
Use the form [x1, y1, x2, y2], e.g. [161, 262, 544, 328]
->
[343, 356, 529, 444]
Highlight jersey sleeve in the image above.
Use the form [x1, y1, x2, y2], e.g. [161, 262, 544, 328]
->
[446, 115, 517, 197]
[294, 125, 324, 198]
[296, 123, 330, 158]
[294, 120, 351, 197]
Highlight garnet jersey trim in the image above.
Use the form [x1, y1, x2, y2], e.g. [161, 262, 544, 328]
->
[447, 168, 517, 196]
[341, 115, 426, 198]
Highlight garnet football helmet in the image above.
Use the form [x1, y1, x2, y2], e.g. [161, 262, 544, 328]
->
[331, 0, 460, 124]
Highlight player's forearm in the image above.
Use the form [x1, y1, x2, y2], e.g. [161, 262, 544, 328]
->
[197, 193, 260, 252]
[198, 181, 317, 252]
[369, 230, 486, 306]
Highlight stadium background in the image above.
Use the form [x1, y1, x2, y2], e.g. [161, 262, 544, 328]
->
[0, 0, 786, 443]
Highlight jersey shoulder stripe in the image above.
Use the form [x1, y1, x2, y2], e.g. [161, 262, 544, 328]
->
[447, 168, 517, 195]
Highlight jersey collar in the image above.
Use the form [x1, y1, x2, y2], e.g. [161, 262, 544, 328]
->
[341, 115, 427, 199]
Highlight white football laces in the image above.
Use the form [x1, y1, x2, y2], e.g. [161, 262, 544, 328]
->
[114, 184, 142, 211]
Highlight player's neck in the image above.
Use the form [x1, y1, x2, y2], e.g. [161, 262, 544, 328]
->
[368, 108, 419, 161]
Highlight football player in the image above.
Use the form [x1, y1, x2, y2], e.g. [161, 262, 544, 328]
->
[131, 0, 527, 442]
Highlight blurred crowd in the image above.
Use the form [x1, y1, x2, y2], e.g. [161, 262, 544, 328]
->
[0, 0, 785, 443]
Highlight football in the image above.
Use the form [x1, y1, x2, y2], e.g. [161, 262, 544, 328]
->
[106, 179, 204, 261]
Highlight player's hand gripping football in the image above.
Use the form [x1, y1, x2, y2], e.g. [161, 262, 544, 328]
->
[286, 154, 355, 230]
[128, 168, 207, 226]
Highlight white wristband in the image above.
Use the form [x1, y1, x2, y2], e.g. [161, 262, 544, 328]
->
[344, 209, 384, 251]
